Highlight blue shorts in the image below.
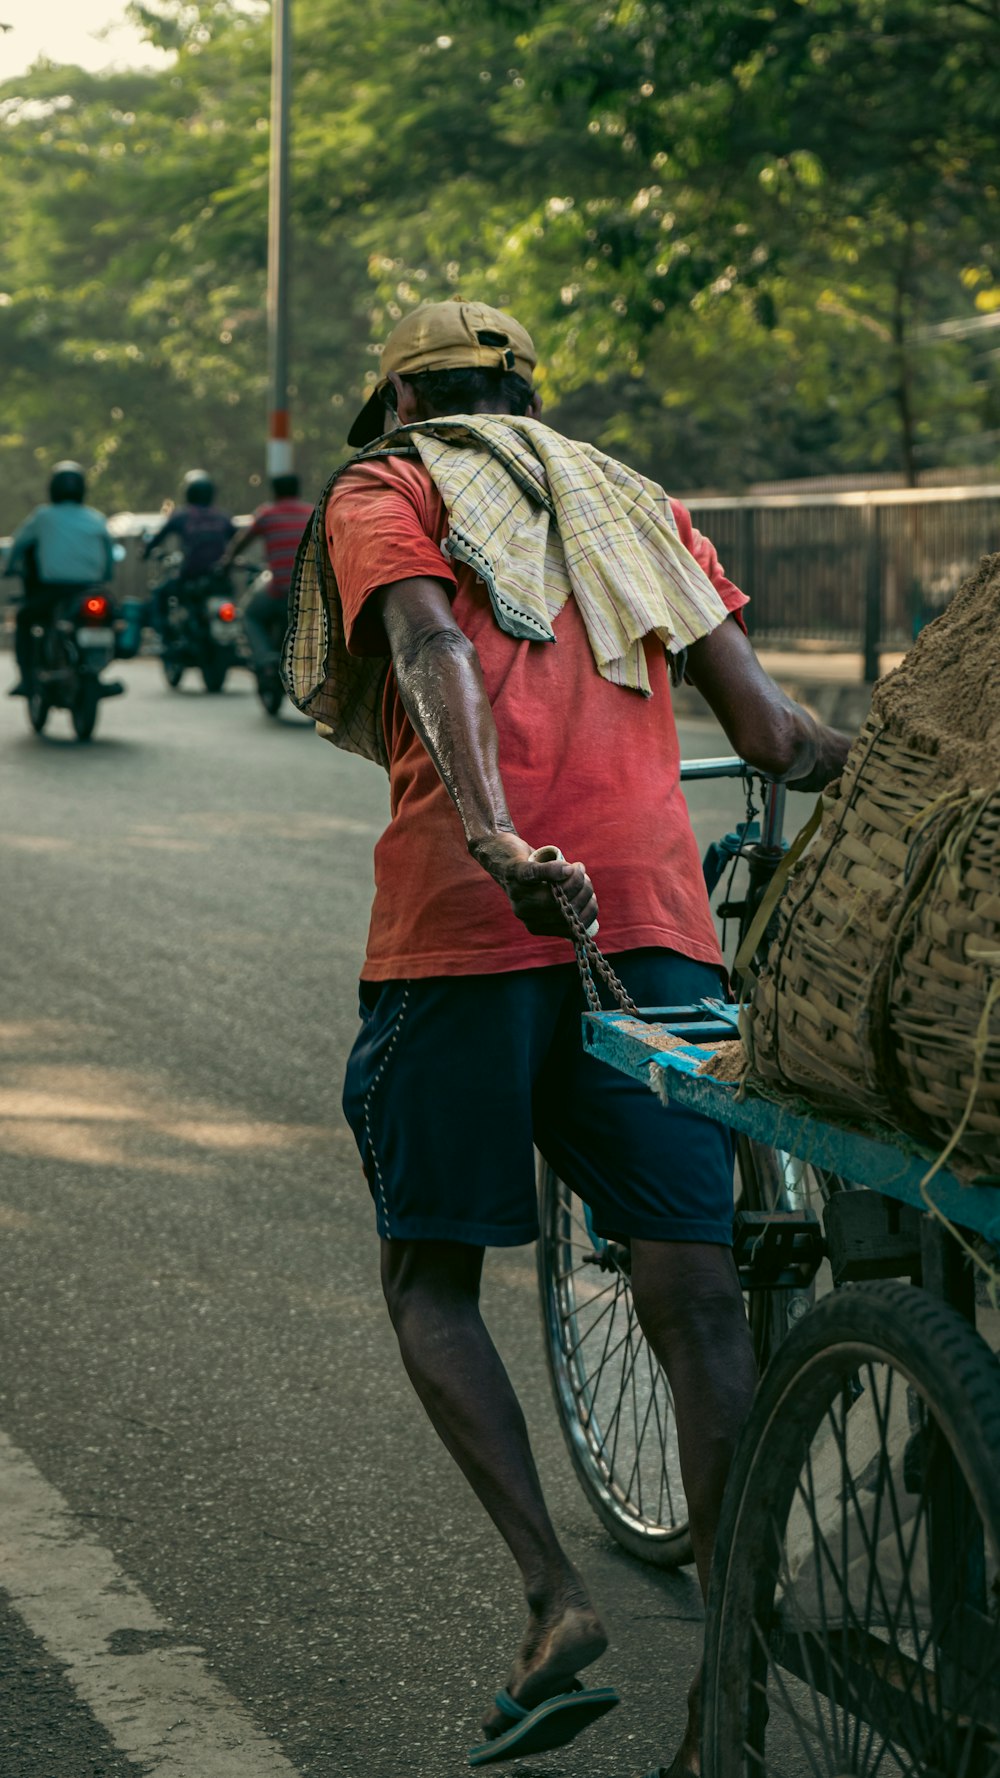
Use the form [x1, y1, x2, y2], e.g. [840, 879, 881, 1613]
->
[342, 950, 735, 1248]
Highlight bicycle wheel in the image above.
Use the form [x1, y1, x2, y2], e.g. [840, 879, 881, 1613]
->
[537, 1144, 833, 1569]
[537, 1155, 693, 1567]
[703, 1280, 1000, 1778]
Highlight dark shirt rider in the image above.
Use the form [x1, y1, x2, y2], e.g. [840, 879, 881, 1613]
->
[143, 470, 235, 632]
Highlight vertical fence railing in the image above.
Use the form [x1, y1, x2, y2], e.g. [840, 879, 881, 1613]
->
[685, 485, 1000, 676]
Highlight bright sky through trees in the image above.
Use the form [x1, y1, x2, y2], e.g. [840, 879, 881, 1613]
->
[2, 0, 998, 524]
[0, 0, 170, 77]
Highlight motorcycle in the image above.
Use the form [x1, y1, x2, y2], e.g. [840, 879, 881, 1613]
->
[25, 587, 125, 742]
[240, 567, 287, 717]
[155, 565, 240, 694]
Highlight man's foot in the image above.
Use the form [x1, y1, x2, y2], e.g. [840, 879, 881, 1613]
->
[479, 1581, 608, 1741]
[8, 681, 27, 697]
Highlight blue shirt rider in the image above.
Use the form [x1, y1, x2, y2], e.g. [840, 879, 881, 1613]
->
[5, 461, 114, 696]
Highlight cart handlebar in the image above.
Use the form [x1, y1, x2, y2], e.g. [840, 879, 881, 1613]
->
[678, 755, 746, 781]
[680, 756, 788, 856]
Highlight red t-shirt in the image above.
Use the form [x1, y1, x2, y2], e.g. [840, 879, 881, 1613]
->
[327, 456, 748, 981]
[249, 498, 314, 595]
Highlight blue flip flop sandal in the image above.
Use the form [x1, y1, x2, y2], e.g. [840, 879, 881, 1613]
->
[468, 1679, 620, 1766]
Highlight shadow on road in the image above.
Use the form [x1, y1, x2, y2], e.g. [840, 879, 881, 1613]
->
[0, 1021, 335, 1183]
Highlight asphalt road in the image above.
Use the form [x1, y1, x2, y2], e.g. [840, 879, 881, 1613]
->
[0, 659, 814, 1778]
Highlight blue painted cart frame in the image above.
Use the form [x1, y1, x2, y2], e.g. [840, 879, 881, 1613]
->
[583, 1000, 1000, 1254]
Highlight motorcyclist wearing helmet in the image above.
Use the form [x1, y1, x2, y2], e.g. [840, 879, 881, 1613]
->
[142, 471, 236, 638]
[5, 462, 115, 696]
[218, 473, 313, 671]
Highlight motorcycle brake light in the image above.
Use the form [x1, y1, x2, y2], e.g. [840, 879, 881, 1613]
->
[82, 595, 110, 619]
[217, 601, 236, 623]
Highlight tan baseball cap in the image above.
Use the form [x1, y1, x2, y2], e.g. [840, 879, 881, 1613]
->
[347, 300, 537, 448]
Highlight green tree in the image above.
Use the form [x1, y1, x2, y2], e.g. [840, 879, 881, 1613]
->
[466, 0, 1000, 483]
[2, 0, 997, 531]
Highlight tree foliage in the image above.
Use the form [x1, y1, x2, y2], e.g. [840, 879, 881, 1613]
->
[1, 0, 998, 528]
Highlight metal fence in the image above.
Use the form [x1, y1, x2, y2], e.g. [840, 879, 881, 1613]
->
[4, 487, 998, 677]
[685, 485, 1000, 672]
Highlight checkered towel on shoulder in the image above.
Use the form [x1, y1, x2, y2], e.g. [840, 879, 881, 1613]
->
[282, 416, 729, 767]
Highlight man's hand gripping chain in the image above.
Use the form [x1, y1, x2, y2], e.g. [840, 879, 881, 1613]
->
[530, 845, 640, 1019]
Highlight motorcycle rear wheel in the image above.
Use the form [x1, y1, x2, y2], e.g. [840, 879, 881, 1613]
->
[258, 673, 283, 716]
[202, 651, 228, 694]
[27, 686, 49, 734]
[72, 679, 100, 742]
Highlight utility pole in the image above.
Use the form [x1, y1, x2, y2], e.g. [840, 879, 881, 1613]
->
[266, 0, 292, 480]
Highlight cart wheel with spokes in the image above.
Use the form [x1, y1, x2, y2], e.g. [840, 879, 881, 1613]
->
[537, 1141, 837, 1570]
[702, 1280, 1000, 1777]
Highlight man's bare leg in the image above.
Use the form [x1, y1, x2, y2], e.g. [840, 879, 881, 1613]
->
[629, 1239, 758, 1776]
[380, 1238, 608, 1735]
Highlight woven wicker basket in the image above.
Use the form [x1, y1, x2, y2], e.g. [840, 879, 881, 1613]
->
[742, 553, 1000, 1176]
[742, 714, 939, 1122]
[889, 791, 1000, 1163]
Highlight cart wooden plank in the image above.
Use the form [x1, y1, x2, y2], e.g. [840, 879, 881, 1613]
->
[582, 1003, 1000, 1250]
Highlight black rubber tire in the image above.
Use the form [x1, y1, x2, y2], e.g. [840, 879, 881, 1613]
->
[27, 686, 49, 734]
[162, 657, 184, 690]
[702, 1280, 1000, 1777]
[202, 652, 228, 694]
[258, 674, 284, 716]
[71, 678, 100, 742]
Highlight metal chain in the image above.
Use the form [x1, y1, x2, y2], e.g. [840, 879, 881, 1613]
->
[550, 883, 641, 1018]
[549, 770, 765, 1020]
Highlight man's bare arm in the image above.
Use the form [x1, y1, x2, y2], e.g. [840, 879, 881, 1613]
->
[685, 616, 852, 792]
[375, 575, 598, 937]
[218, 524, 254, 573]
[141, 516, 173, 560]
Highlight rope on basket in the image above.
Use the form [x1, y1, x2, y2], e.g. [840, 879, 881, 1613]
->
[917, 977, 1000, 1310]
